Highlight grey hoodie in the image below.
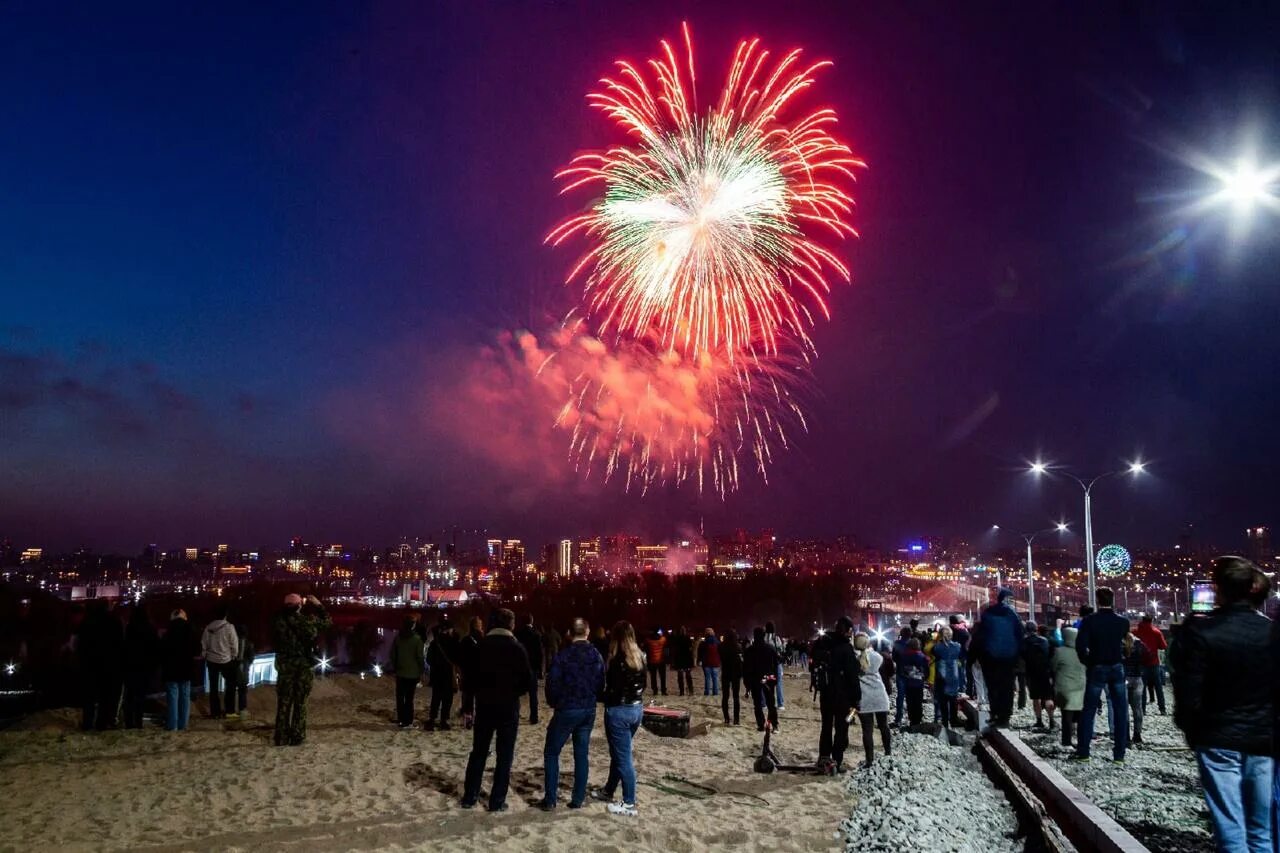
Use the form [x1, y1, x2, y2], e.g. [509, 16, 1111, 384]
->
[202, 619, 239, 665]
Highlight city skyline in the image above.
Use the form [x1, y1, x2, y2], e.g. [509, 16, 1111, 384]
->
[3, 3, 1279, 552]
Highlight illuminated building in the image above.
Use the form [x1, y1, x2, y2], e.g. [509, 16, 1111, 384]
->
[636, 544, 668, 572]
[503, 540, 525, 573]
[487, 539, 504, 562]
[184, 548, 198, 561]
[20, 548, 42, 563]
[558, 539, 573, 578]
[577, 538, 600, 573]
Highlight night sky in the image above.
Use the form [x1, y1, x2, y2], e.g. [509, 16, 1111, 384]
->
[3, 2, 1278, 553]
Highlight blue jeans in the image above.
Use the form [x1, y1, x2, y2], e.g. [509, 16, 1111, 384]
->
[603, 703, 643, 805]
[702, 666, 720, 695]
[774, 663, 785, 706]
[165, 680, 190, 731]
[543, 707, 595, 807]
[1141, 664, 1166, 712]
[894, 674, 907, 724]
[1195, 748, 1272, 852]
[1076, 664, 1127, 760]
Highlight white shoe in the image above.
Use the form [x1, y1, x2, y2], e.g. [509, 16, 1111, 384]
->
[607, 802, 638, 817]
[778, 705, 787, 711]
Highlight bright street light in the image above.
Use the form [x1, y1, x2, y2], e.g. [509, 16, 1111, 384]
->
[1055, 522, 1069, 532]
[1215, 158, 1277, 209]
[1023, 458, 1150, 607]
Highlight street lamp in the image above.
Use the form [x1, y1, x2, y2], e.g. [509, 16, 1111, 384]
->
[1022, 523, 1069, 623]
[1027, 459, 1148, 608]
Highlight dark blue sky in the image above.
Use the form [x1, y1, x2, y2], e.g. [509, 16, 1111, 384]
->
[2, 2, 1278, 553]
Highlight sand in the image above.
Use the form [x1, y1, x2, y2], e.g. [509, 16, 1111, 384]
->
[0, 671, 851, 852]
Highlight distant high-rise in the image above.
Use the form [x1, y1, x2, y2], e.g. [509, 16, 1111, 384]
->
[502, 539, 525, 572]
[486, 539, 504, 563]
[1246, 526, 1273, 565]
[558, 539, 573, 578]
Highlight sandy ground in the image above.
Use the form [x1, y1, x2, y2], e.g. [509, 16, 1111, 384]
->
[0, 670, 851, 853]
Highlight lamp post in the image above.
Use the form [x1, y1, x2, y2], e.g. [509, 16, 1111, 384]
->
[1023, 524, 1069, 623]
[1028, 460, 1147, 608]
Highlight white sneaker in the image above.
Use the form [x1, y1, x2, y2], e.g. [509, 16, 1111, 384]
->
[778, 705, 787, 711]
[608, 802, 638, 817]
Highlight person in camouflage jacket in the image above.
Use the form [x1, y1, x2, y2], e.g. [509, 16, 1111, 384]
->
[272, 593, 331, 746]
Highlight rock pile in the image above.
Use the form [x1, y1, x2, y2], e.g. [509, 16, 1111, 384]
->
[837, 729, 1023, 853]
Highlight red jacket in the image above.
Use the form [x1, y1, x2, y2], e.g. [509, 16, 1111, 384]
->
[1133, 621, 1166, 666]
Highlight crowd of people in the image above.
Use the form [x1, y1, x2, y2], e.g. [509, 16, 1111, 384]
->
[59, 555, 1280, 848]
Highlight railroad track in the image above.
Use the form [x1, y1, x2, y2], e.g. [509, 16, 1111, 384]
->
[958, 698, 1151, 853]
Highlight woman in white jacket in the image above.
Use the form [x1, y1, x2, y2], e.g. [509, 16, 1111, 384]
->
[854, 633, 891, 768]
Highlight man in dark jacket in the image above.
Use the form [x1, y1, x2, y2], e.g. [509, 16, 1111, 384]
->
[77, 599, 125, 731]
[457, 616, 483, 727]
[973, 589, 1024, 729]
[817, 616, 861, 772]
[744, 626, 780, 732]
[539, 618, 605, 810]
[516, 615, 544, 724]
[1072, 586, 1130, 761]
[1172, 557, 1274, 852]
[122, 608, 158, 729]
[389, 617, 426, 729]
[461, 608, 532, 812]
[425, 623, 456, 730]
[670, 627, 695, 696]
[949, 614, 974, 696]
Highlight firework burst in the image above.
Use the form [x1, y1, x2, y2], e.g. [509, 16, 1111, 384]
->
[545, 24, 861, 493]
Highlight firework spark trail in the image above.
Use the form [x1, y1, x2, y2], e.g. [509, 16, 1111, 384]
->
[544, 24, 861, 494]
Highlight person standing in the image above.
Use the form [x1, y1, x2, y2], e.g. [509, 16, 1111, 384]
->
[899, 639, 929, 726]
[77, 599, 125, 731]
[1172, 557, 1274, 852]
[890, 627, 913, 728]
[539, 618, 605, 811]
[1052, 626, 1087, 750]
[516, 615, 544, 725]
[817, 617, 860, 772]
[697, 628, 721, 696]
[972, 588, 1024, 729]
[201, 605, 239, 719]
[1071, 587, 1130, 763]
[232, 623, 255, 718]
[457, 616, 483, 729]
[720, 629, 743, 725]
[1133, 613, 1168, 714]
[644, 629, 668, 696]
[122, 607, 158, 729]
[389, 617, 425, 729]
[744, 626, 780, 732]
[159, 609, 198, 732]
[670, 627, 695, 696]
[764, 621, 787, 710]
[1122, 631, 1148, 746]
[460, 609, 532, 812]
[1022, 622, 1055, 731]
[425, 623, 457, 730]
[271, 593, 331, 747]
[592, 620, 647, 817]
[853, 631, 889, 769]
[931, 626, 965, 731]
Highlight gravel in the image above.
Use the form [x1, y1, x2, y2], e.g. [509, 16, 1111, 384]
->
[1008, 702, 1213, 852]
[838, 728, 1025, 853]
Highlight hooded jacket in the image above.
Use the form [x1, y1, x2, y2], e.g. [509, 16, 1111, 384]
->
[390, 629, 426, 680]
[974, 600, 1024, 661]
[201, 619, 239, 665]
[1051, 628, 1087, 711]
[1133, 621, 1167, 667]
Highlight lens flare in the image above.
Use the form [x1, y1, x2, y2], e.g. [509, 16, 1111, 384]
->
[545, 24, 861, 493]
